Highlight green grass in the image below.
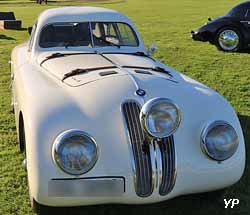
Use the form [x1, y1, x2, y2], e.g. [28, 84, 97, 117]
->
[0, 0, 249, 214]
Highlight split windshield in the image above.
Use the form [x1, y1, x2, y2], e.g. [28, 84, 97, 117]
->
[39, 22, 139, 48]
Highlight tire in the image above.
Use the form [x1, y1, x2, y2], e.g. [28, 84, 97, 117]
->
[215, 27, 242, 52]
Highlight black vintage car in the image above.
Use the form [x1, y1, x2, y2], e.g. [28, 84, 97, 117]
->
[191, 1, 250, 51]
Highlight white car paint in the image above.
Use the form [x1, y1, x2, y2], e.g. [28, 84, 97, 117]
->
[11, 7, 245, 207]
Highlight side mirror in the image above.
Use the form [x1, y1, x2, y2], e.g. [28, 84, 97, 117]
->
[28, 26, 33, 35]
[147, 44, 157, 55]
[208, 17, 212, 22]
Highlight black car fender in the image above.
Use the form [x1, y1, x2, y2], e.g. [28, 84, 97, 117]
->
[209, 21, 250, 46]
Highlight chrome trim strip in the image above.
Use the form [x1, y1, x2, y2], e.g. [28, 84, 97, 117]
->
[155, 141, 163, 192]
[245, 9, 249, 17]
[240, 21, 250, 24]
[149, 141, 156, 191]
[168, 135, 177, 192]
[88, 22, 94, 48]
[99, 53, 140, 90]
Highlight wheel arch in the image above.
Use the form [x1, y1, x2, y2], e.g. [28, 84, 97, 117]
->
[215, 24, 241, 36]
[215, 23, 249, 45]
[18, 111, 26, 152]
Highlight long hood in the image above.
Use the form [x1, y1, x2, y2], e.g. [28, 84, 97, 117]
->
[38, 52, 176, 87]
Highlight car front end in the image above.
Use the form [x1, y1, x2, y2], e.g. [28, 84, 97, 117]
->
[191, 16, 231, 44]
[26, 62, 245, 207]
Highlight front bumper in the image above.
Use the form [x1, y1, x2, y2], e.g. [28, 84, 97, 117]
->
[191, 30, 209, 42]
[35, 151, 245, 207]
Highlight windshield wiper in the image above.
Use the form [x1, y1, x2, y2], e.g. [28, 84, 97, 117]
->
[40, 52, 66, 66]
[123, 65, 173, 77]
[130, 52, 156, 62]
[40, 51, 97, 66]
[103, 51, 156, 61]
[62, 66, 117, 81]
[94, 36, 121, 48]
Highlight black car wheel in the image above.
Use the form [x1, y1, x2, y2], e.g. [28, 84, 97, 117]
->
[215, 27, 242, 52]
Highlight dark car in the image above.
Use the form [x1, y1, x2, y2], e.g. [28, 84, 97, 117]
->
[191, 1, 250, 51]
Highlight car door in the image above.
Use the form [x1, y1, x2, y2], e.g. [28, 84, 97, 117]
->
[245, 9, 250, 21]
[241, 8, 250, 28]
[240, 8, 250, 45]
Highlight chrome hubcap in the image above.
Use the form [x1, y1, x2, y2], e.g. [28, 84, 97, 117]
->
[218, 30, 239, 51]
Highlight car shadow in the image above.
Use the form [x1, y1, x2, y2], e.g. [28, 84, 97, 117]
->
[237, 49, 250, 54]
[0, 34, 15, 40]
[16, 27, 27, 31]
[48, 114, 250, 215]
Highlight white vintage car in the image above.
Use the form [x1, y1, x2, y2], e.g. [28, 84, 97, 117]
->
[11, 6, 245, 214]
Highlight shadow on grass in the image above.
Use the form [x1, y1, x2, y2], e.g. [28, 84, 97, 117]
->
[237, 49, 250, 54]
[16, 27, 28, 31]
[0, 34, 15, 40]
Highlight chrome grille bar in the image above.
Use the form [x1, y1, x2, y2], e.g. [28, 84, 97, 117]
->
[159, 135, 176, 196]
[122, 101, 152, 197]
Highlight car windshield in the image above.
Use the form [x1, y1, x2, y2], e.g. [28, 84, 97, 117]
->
[39, 22, 139, 48]
[226, 5, 247, 17]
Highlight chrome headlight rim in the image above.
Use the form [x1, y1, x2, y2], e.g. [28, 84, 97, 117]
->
[140, 97, 181, 139]
[52, 129, 98, 175]
[201, 120, 239, 161]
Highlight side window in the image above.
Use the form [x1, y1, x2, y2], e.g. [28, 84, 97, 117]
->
[117, 23, 138, 46]
[107, 23, 116, 36]
[245, 9, 250, 18]
[28, 22, 37, 51]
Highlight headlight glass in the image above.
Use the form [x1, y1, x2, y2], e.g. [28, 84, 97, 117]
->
[140, 98, 181, 138]
[53, 130, 98, 175]
[201, 121, 239, 161]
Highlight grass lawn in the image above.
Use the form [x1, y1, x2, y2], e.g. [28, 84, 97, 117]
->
[0, 0, 249, 214]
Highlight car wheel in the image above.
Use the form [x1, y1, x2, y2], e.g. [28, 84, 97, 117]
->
[215, 27, 242, 52]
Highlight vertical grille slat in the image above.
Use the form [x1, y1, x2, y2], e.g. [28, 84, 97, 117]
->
[159, 135, 176, 196]
[122, 101, 152, 197]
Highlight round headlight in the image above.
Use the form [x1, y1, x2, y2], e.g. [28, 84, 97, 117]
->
[201, 121, 239, 161]
[53, 130, 98, 175]
[140, 98, 181, 138]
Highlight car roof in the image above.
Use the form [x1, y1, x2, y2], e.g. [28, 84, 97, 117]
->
[33, 6, 145, 52]
[232, 1, 250, 9]
[37, 6, 132, 26]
